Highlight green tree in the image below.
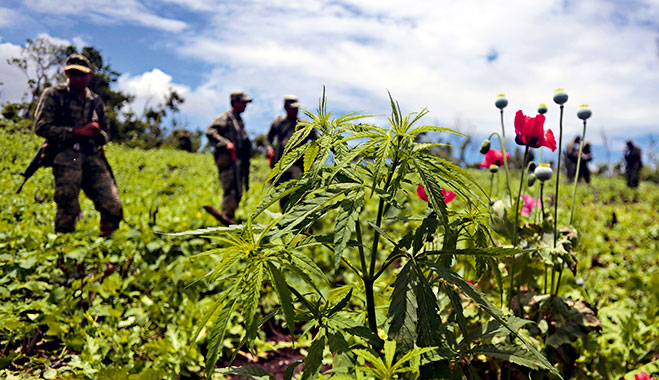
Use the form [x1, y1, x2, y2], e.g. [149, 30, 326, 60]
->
[7, 36, 68, 118]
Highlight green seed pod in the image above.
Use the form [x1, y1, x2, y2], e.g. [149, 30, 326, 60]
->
[577, 104, 592, 120]
[489, 164, 499, 173]
[527, 173, 536, 187]
[538, 104, 548, 114]
[553, 88, 568, 105]
[495, 94, 508, 109]
[480, 139, 491, 154]
[534, 164, 553, 182]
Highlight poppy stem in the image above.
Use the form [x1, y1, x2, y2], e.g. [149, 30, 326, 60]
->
[489, 172, 494, 208]
[509, 145, 529, 308]
[497, 112, 514, 200]
[551, 105, 565, 293]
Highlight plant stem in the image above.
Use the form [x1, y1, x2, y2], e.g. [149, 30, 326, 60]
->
[569, 120, 588, 226]
[493, 120, 513, 200]
[551, 105, 565, 293]
[355, 221, 367, 277]
[488, 172, 494, 209]
[363, 278, 378, 334]
[509, 145, 530, 307]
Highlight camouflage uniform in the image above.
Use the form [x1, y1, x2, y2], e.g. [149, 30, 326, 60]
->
[34, 83, 123, 235]
[206, 109, 251, 218]
[265, 96, 317, 210]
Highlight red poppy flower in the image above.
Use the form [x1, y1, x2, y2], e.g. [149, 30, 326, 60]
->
[514, 110, 557, 151]
[417, 184, 456, 204]
[441, 188, 456, 204]
[480, 149, 510, 168]
[635, 371, 657, 380]
[417, 183, 428, 202]
[520, 194, 540, 216]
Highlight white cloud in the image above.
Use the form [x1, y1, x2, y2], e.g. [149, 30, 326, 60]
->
[0, 41, 28, 103]
[23, 0, 187, 32]
[0, 7, 18, 27]
[167, 0, 659, 149]
[116, 68, 190, 116]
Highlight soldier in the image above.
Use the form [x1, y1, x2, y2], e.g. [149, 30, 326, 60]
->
[624, 140, 642, 188]
[204, 90, 252, 225]
[33, 54, 123, 236]
[178, 130, 193, 152]
[265, 95, 317, 211]
[564, 136, 581, 183]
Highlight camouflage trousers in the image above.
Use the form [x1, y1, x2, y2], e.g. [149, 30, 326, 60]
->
[217, 158, 247, 219]
[52, 149, 123, 235]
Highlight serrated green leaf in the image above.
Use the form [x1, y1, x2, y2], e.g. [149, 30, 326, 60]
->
[471, 343, 550, 372]
[267, 262, 296, 340]
[387, 261, 418, 353]
[302, 334, 326, 380]
[217, 365, 276, 380]
[205, 297, 238, 380]
[333, 188, 364, 268]
[303, 141, 319, 173]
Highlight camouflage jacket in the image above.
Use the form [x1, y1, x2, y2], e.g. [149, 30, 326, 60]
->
[33, 83, 109, 148]
[206, 109, 251, 166]
[265, 116, 317, 165]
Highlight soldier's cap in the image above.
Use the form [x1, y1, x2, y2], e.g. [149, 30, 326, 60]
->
[283, 94, 301, 108]
[64, 54, 93, 74]
[230, 90, 253, 103]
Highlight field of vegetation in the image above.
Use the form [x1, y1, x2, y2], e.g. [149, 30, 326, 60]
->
[1, 103, 658, 380]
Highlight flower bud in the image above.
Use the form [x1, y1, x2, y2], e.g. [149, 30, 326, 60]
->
[480, 139, 491, 154]
[576, 278, 584, 286]
[538, 104, 548, 114]
[577, 104, 592, 120]
[528, 161, 537, 172]
[489, 164, 499, 173]
[553, 88, 568, 105]
[495, 94, 508, 109]
[534, 163, 553, 182]
[527, 173, 536, 187]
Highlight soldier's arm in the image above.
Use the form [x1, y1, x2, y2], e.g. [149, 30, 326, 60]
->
[265, 121, 277, 151]
[205, 116, 232, 148]
[33, 88, 75, 145]
[93, 96, 110, 146]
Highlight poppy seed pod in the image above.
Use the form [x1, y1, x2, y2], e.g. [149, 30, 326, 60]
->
[489, 164, 499, 173]
[538, 104, 548, 114]
[527, 173, 536, 187]
[553, 88, 568, 105]
[480, 139, 491, 154]
[528, 161, 537, 172]
[577, 104, 592, 120]
[495, 94, 508, 109]
[534, 164, 553, 182]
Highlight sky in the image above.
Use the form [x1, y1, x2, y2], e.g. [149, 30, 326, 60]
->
[1, 0, 658, 166]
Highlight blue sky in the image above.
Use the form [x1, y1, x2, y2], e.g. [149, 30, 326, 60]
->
[1, 0, 658, 165]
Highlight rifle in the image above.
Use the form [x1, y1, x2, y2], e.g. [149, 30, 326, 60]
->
[16, 141, 51, 194]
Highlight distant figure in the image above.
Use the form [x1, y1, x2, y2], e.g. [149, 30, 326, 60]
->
[204, 90, 252, 225]
[178, 130, 192, 152]
[265, 95, 317, 210]
[579, 141, 593, 184]
[33, 54, 123, 236]
[624, 140, 642, 188]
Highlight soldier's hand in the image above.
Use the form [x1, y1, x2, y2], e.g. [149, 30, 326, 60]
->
[74, 122, 101, 137]
[225, 142, 237, 161]
[266, 148, 274, 167]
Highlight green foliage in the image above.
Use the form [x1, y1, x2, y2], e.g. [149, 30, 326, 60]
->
[1, 93, 658, 380]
